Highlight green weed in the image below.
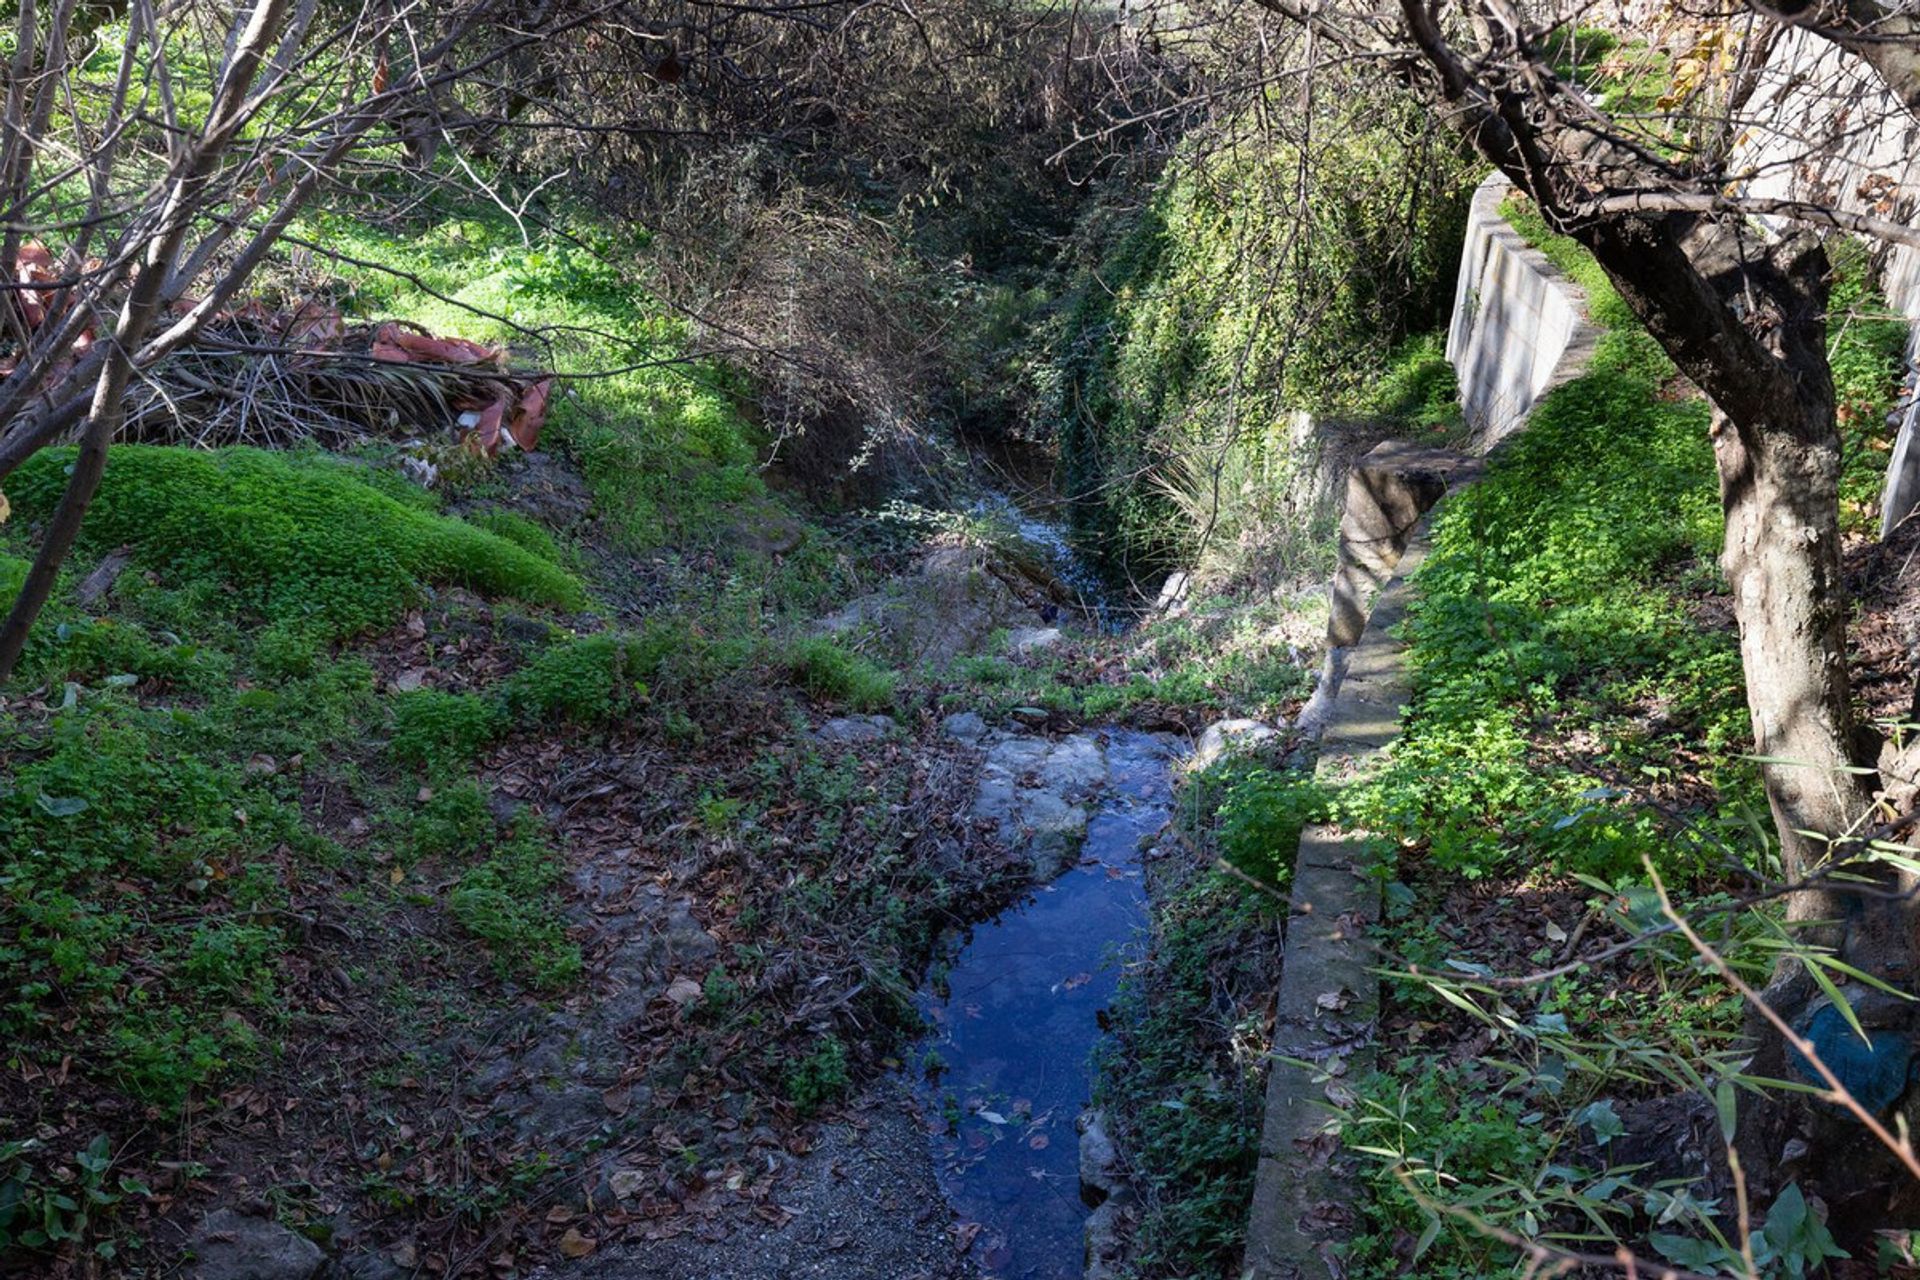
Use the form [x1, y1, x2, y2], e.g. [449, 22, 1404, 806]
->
[781, 636, 898, 712]
[500, 632, 650, 727]
[448, 816, 581, 989]
[390, 689, 499, 773]
[784, 1036, 852, 1116]
[0, 696, 302, 1109]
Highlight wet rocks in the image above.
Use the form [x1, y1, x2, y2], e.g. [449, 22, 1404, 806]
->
[1079, 1110, 1135, 1280]
[189, 1208, 324, 1280]
[967, 730, 1105, 877]
[1079, 1109, 1122, 1191]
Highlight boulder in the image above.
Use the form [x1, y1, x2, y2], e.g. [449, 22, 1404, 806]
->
[189, 1209, 324, 1280]
[1190, 718, 1280, 771]
[1154, 570, 1191, 616]
[941, 711, 989, 743]
[813, 714, 895, 745]
[1005, 625, 1063, 654]
[817, 545, 1037, 667]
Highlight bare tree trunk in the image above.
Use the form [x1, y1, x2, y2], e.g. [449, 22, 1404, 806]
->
[0, 375, 122, 677]
[1715, 408, 1874, 915]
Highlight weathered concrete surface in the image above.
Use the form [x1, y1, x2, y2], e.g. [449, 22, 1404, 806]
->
[1327, 442, 1480, 647]
[1723, 26, 1920, 535]
[1447, 175, 1601, 447]
[1242, 539, 1426, 1280]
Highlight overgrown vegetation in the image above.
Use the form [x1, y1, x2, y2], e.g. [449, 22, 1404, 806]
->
[1037, 98, 1473, 584]
[1093, 756, 1294, 1277]
[1325, 200, 1912, 1279]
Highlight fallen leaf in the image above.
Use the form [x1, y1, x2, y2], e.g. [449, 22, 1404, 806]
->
[509, 377, 554, 451]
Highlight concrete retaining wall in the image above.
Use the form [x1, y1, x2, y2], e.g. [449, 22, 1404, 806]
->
[1242, 447, 1480, 1280]
[1246, 191, 1592, 1280]
[1445, 175, 1601, 448]
[1728, 27, 1920, 534]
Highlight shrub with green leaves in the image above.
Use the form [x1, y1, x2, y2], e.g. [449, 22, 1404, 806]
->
[1214, 767, 1324, 887]
[406, 778, 497, 863]
[1043, 101, 1472, 575]
[7, 446, 586, 640]
[784, 1036, 851, 1115]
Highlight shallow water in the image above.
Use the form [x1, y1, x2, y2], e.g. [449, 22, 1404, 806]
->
[969, 490, 1132, 631]
[907, 730, 1181, 1280]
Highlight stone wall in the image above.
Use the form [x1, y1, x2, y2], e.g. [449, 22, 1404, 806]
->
[1445, 174, 1600, 447]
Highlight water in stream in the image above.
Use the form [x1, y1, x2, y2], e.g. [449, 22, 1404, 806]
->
[907, 730, 1182, 1280]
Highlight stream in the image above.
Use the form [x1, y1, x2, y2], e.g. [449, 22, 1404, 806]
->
[906, 729, 1183, 1279]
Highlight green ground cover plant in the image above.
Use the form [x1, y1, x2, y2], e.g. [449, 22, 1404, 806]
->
[1328, 199, 1911, 1278]
[1092, 757, 1291, 1278]
[8, 445, 585, 643]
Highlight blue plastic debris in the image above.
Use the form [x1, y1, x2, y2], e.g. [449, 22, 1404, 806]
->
[1787, 1003, 1912, 1115]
